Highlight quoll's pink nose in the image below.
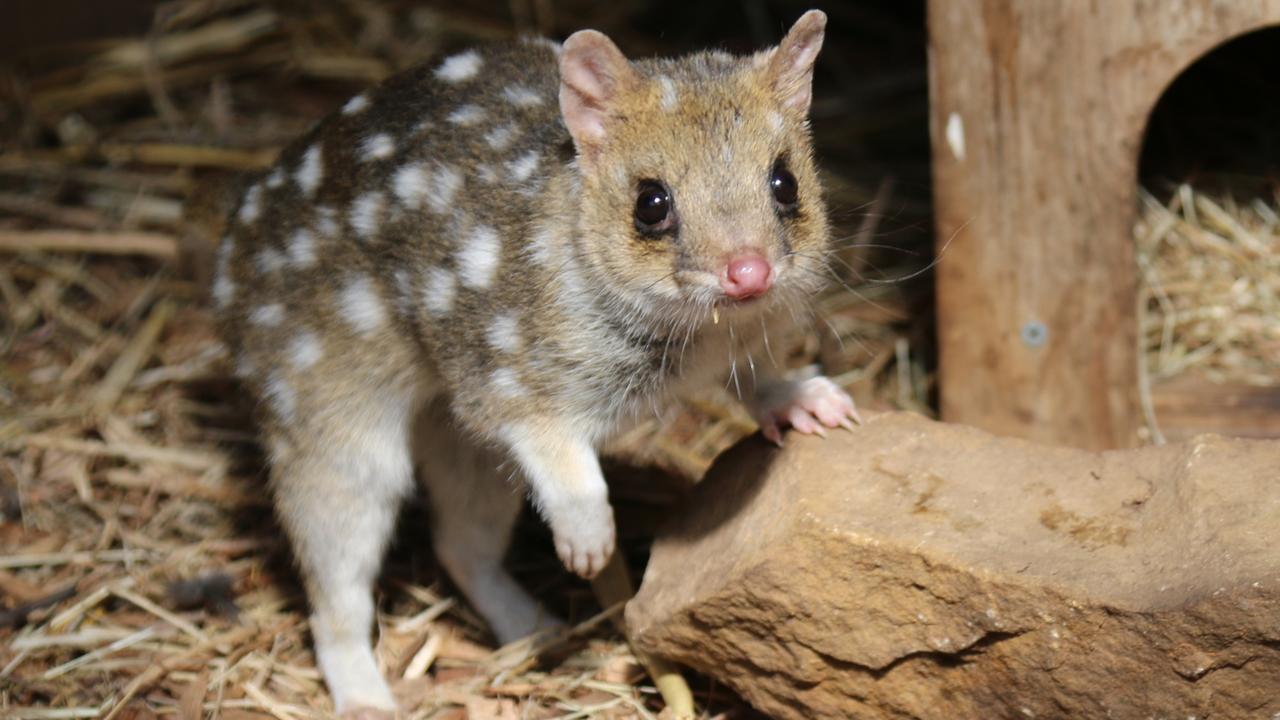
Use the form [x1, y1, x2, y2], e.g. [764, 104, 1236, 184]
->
[721, 254, 774, 300]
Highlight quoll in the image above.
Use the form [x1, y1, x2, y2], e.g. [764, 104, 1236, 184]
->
[214, 10, 858, 715]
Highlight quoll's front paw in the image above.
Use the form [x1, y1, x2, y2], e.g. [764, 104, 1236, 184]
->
[549, 501, 616, 579]
[754, 375, 861, 446]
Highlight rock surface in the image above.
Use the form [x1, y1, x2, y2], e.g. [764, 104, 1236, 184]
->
[626, 412, 1280, 719]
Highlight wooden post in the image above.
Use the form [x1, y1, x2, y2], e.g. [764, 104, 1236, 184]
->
[928, 0, 1280, 450]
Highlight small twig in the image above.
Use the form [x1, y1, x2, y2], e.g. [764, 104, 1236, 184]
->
[90, 299, 174, 414]
[403, 630, 443, 679]
[241, 682, 306, 720]
[591, 554, 695, 720]
[43, 625, 158, 679]
[0, 192, 107, 229]
[0, 549, 152, 571]
[393, 596, 456, 634]
[96, 142, 278, 170]
[0, 230, 179, 259]
[11, 627, 138, 651]
[113, 586, 227, 653]
[17, 434, 224, 473]
[0, 707, 108, 719]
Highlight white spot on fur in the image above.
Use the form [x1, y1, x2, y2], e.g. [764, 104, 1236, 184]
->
[287, 228, 316, 267]
[502, 85, 542, 107]
[435, 50, 482, 83]
[361, 133, 395, 161]
[486, 312, 522, 353]
[288, 331, 323, 369]
[476, 164, 498, 184]
[250, 303, 285, 327]
[342, 93, 369, 115]
[767, 111, 784, 132]
[351, 191, 386, 239]
[315, 206, 339, 237]
[393, 163, 428, 207]
[484, 123, 519, 151]
[506, 151, 540, 183]
[527, 224, 560, 266]
[234, 353, 255, 379]
[392, 269, 414, 314]
[255, 247, 286, 275]
[237, 184, 262, 224]
[212, 274, 236, 309]
[213, 236, 235, 308]
[447, 104, 485, 126]
[265, 168, 285, 188]
[264, 371, 296, 421]
[296, 145, 323, 197]
[339, 275, 386, 335]
[457, 225, 501, 289]
[658, 76, 677, 111]
[946, 112, 966, 161]
[490, 367, 526, 397]
[721, 143, 733, 164]
[422, 266, 456, 316]
[394, 162, 461, 214]
[426, 165, 463, 214]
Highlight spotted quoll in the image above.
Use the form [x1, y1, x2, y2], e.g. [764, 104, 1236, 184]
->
[214, 10, 858, 715]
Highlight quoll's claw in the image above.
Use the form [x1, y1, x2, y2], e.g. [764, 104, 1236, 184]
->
[755, 375, 860, 444]
[760, 419, 785, 446]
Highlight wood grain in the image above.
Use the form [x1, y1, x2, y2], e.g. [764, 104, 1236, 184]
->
[1151, 376, 1280, 442]
[928, 0, 1280, 449]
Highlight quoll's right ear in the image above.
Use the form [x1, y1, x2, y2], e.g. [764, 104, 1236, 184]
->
[558, 30, 637, 159]
[767, 9, 827, 115]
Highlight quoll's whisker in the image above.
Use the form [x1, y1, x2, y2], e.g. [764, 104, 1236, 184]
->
[826, 239, 924, 256]
[865, 217, 967, 284]
[789, 257, 900, 316]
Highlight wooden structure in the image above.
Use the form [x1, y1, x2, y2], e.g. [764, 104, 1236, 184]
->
[928, 0, 1280, 450]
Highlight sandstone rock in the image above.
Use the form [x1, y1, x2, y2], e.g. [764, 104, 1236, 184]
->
[626, 412, 1280, 719]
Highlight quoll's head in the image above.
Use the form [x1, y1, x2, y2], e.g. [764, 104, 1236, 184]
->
[560, 10, 831, 321]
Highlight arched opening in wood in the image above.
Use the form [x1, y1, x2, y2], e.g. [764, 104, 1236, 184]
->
[1134, 26, 1280, 442]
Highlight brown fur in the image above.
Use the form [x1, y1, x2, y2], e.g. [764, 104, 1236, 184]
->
[214, 11, 851, 715]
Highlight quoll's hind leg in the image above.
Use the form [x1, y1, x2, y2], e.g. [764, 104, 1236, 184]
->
[415, 402, 562, 644]
[269, 396, 417, 715]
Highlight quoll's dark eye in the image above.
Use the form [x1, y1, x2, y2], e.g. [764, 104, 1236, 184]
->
[770, 162, 798, 207]
[634, 180, 672, 230]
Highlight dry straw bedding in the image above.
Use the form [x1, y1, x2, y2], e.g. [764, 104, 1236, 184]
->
[1136, 185, 1280, 389]
[0, 1, 1270, 718]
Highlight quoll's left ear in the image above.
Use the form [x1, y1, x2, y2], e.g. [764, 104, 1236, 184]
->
[767, 10, 826, 115]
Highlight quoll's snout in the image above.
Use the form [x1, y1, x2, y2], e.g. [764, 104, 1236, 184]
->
[721, 253, 774, 300]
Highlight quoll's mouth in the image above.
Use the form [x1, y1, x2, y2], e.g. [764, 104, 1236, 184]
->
[709, 290, 774, 324]
[721, 292, 768, 306]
